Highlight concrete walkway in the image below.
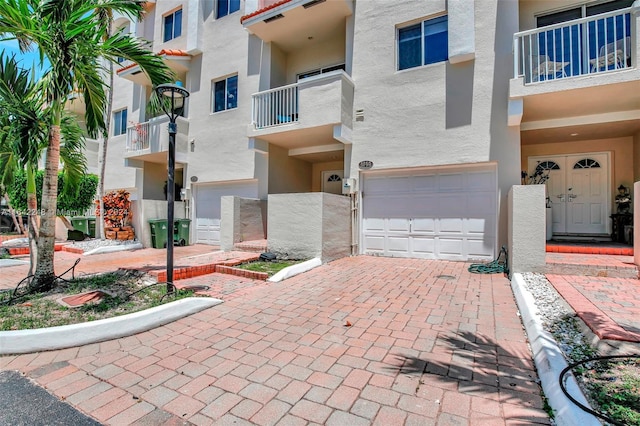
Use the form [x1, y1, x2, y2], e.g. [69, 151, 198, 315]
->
[1, 256, 549, 425]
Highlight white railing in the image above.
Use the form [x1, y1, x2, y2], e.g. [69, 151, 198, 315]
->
[514, 7, 634, 84]
[126, 121, 150, 151]
[251, 83, 299, 129]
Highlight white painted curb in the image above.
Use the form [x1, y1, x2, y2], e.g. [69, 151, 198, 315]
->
[83, 242, 143, 256]
[0, 297, 221, 355]
[268, 258, 322, 283]
[511, 273, 600, 426]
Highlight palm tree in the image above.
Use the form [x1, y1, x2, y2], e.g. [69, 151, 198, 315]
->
[0, 0, 172, 290]
[0, 52, 88, 277]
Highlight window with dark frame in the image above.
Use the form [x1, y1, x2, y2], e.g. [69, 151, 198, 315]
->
[114, 109, 128, 136]
[212, 75, 238, 113]
[163, 8, 183, 42]
[216, 0, 240, 19]
[398, 15, 448, 70]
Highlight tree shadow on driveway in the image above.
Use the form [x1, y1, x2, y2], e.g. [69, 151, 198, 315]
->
[386, 331, 551, 425]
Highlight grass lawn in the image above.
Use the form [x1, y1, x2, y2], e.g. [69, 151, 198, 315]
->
[234, 259, 302, 277]
[0, 271, 194, 331]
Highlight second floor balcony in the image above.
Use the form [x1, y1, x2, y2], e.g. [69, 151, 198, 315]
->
[513, 7, 637, 85]
[248, 70, 354, 145]
[242, 0, 353, 51]
[124, 115, 189, 166]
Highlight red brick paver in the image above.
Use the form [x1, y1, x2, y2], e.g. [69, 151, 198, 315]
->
[1, 256, 550, 425]
[547, 274, 640, 342]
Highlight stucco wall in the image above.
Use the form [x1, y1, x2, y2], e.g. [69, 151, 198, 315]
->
[634, 130, 640, 181]
[350, 0, 520, 248]
[178, 3, 260, 190]
[220, 196, 266, 251]
[268, 145, 312, 193]
[522, 136, 634, 209]
[268, 193, 351, 261]
[508, 184, 546, 273]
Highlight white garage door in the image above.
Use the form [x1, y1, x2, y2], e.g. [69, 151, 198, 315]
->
[362, 166, 497, 261]
[194, 181, 258, 245]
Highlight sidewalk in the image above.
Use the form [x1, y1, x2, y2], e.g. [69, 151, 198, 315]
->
[0, 245, 258, 291]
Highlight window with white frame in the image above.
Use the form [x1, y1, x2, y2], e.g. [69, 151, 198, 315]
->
[113, 109, 128, 136]
[163, 8, 182, 42]
[216, 0, 240, 19]
[398, 15, 448, 70]
[212, 75, 238, 113]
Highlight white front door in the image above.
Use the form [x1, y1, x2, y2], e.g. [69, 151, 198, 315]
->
[528, 153, 610, 235]
[322, 170, 343, 195]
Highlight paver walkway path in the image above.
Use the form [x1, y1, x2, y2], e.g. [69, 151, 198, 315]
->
[0, 245, 256, 291]
[1, 256, 548, 425]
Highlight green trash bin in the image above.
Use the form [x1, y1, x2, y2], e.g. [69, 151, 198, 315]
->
[149, 219, 169, 249]
[87, 217, 96, 238]
[174, 219, 191, 246]
[71, 217, 89, 235]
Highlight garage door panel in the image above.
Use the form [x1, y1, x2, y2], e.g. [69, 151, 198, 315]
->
[437, 194, 467, 216]
[467, 193, 495, 215]
[364, 235, 385, 252]
[412, 218, 435, 233]
[468, 171, 495, 190]
[387, 236, 410, 253]
[362, 166, 497, 261]
[438, 238, 465, 258]
[388, 218, 410, 232]
[439, 218, 464, 234]
[466, 217, 492, 235]
[438, 173, 465, 191]
[467, 238, 494, 258]
[411, 237, 435, 256]
[363, 218, 385, 232]
[412, 175, 437, 192]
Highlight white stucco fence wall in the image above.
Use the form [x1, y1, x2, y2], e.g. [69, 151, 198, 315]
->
[220, 196, 266, 251]
[268, 193, 351, 262]
[508, 185, 546, 273]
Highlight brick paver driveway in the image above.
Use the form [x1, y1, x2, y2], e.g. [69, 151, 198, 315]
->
[1, 256, 549, 425]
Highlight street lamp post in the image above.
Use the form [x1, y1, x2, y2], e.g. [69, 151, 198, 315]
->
[155, 82, 190, 294]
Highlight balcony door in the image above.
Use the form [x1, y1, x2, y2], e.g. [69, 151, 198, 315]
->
[528, 153, 610, 235]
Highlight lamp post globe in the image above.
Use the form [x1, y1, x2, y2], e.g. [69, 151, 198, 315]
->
[155, 82, 190, 295]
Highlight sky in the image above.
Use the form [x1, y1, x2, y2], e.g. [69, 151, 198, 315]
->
[0, 39, 50, 79]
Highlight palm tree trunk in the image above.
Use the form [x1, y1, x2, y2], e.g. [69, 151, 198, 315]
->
[3, 193, 26, 236]
[31, 124, 61, 291]
[97, 20, 114, 241]
[26, 164, 38, 277]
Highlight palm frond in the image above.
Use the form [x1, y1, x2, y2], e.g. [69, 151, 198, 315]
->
[59, 111, 87, 196]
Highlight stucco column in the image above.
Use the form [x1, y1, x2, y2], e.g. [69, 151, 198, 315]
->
[634, 181, 640, 266]
[508, 185, 546, 274]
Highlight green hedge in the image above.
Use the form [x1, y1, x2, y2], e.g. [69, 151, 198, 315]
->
[7, 170, 99, 216]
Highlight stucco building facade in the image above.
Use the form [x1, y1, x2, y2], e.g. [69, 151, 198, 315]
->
[89, 0, 640, 263]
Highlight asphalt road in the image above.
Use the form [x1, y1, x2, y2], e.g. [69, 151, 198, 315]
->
[0, 370, 100, 426]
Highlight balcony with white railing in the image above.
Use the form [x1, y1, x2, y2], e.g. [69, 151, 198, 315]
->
[513, 7, 636, 85]
[249, 70, 354, 146]
[124, 116, 189, 166]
